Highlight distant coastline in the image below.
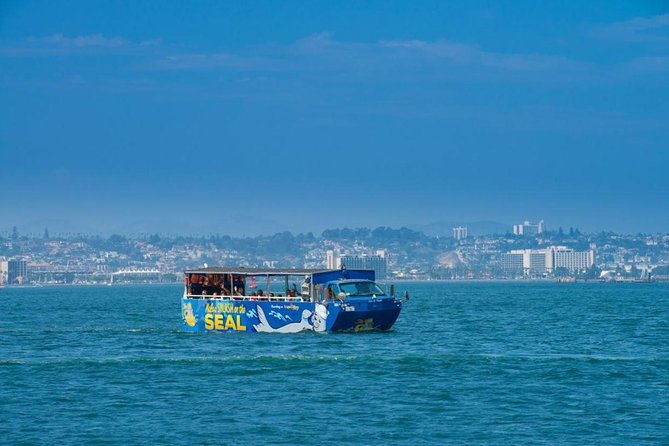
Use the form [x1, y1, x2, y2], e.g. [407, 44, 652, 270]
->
[3, 277, 666, 290]
[1, 227, 667, 286]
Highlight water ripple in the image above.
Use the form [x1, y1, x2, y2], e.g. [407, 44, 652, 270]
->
[1, 282, 668, 445]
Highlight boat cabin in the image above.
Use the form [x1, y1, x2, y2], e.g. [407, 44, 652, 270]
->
[183, 267, 380, 302]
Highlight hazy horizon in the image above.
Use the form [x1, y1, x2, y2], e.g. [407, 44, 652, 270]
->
[0, 218, 664, 239]
[2, 1, 668, 235]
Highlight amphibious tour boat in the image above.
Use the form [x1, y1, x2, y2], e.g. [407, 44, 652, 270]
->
[181, 266, 406, 333]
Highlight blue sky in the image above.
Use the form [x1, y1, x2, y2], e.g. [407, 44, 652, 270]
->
[1, 1, 668, 235]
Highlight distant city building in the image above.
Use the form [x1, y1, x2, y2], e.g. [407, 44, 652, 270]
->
[0, 226, 664, 283]
[452, 226, 468, 240]
[340, 250, 387, 279]
[0, 259, 8, 286]
[501, 246, 594, 275]
[325, 250, 341, 269]
[513, 220, 545, 236]
[500, 252, 524, 272]
[529, 251, 547, 272]
[501, 250, 548, 273]
[8, 259, 28, 284]
[553, 248, 595, 272]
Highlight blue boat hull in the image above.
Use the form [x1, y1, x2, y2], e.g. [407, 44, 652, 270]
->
[181, 298, 402, 333]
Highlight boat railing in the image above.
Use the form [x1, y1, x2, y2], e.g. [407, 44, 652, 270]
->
[185, 293, 306, 302]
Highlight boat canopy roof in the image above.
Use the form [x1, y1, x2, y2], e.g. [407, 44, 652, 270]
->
[185, 267, 331, 276]
[184, 266, 375, 283]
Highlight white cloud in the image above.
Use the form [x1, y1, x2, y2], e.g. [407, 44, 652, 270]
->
[626, 55, 669, 72]
[0, 33, 160, 57]
[150, 52, 279, 71]
[380, 38, 586, 72]
[150, 33, 587, 80]
[592, 14, 669, 44]
[140, 39, 162, 47]
[381, 39, 476, 62]
[37, 33, 128, 48]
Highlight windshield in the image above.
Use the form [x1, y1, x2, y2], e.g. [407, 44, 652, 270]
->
[339, 281, 385, 297]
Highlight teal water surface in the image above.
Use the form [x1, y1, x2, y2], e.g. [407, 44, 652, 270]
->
[1, 282, 668, 445]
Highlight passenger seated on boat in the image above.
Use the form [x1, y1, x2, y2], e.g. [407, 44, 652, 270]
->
[233, 276, 245, 293]
[201, 277, 213, 295]
[257, 289, 264, 296]
[324, 286, 335, 303]
[189, 275, 203, 296]
[203, 277, 220, 296]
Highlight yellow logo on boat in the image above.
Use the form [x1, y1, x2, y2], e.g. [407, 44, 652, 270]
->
[204, 314, 247, 331]
[183, 303, 197, 327]
[205, 302, 246, 314]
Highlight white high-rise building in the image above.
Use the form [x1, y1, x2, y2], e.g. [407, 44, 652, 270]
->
[0, 259, 8, 286]
[340, 253, 388, 279]
[501, 246, 594, 275]
[553, 249, 595, 272]
[513, 220, 545, 236]
[452, 226, 468, 240]
[501, 249, 551, 273]
[500, 252, 524, 272]
[325, 250, 341, 269]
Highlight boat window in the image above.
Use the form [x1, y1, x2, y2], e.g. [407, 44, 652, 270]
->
[186, 273, 243, 296]
[339, 281, 385, 297]
[326, 283, 339, 299]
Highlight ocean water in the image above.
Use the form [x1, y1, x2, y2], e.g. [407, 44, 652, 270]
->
[1, 282, 668, 445]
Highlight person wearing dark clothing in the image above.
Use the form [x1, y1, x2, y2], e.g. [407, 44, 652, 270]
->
[189, 275, 203, 296]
